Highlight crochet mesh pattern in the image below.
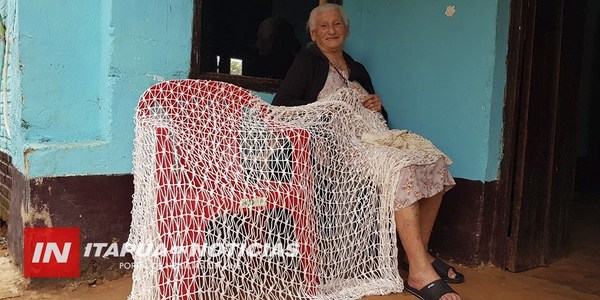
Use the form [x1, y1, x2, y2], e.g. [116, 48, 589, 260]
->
[128, 79, 450, 299]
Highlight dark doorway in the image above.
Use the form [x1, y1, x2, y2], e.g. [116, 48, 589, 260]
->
[501, 0, 589, 272]
[575, 0, 600, 196]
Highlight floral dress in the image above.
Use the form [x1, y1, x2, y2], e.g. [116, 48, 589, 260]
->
[317, 65, 456, 210]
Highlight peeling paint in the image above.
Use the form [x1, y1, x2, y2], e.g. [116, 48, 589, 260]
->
[23, 147, 35, 175]
[20, 119, 30, 129]
[21, 178, 53, 227]
[445, 5, 456, 17]
[21, 202, 53, 227]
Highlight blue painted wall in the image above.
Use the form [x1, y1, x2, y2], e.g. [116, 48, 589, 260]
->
[3, 0, 194, 177]
[0, 0, 25, 168]
[2, 0, 507, 182]
[344, 0, 508, 181]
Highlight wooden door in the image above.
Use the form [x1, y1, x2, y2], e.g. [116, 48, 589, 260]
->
[502, 0, 585, 272]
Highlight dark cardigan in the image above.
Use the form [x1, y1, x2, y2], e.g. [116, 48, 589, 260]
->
[272, 43, 388, 121]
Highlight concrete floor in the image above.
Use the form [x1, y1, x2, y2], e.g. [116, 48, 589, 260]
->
[2, 192, 599, 300]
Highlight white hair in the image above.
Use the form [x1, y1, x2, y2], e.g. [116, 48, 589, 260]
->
[306, 3, 349, 32]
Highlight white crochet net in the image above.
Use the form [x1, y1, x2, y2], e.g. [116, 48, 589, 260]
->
[129, 79, 447, 300]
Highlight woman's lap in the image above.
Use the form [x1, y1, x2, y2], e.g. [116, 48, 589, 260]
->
[393, 158, 455, 210]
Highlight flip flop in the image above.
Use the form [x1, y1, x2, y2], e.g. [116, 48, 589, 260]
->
[401, 259, 465, 284]
[404, 279, 458, 300]
[431, 258, 465, 284]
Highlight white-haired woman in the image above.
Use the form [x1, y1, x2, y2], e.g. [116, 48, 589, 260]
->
[273, 4, 462, 300]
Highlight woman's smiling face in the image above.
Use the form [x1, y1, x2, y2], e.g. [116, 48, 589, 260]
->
[310, 9, 348, 54]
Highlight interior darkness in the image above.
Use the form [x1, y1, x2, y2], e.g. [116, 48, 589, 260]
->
[575, 2, 600, 197]
[199, 0, 318, 79]
[572, 2, 600, 268]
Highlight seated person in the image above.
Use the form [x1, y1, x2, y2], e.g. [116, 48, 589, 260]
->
[272, 4, 463, 300]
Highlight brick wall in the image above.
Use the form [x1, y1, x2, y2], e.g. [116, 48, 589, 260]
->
[0, 151, 12, 222]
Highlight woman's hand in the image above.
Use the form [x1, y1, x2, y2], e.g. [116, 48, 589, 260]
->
[361, 94, 382, 112]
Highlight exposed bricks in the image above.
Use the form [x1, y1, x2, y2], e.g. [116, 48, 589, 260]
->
[0, 151, 12, 222]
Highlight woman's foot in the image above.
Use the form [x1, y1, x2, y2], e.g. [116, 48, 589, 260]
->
[405, 279, 459, 300]
[403, 254, 464, 283]
[406, 262, 460, 300]
[430, 258, 464, 284]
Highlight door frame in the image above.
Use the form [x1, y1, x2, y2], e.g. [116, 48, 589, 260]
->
[499, 0, 585, 271]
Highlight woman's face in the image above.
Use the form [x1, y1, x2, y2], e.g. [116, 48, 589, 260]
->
[310, 9, 348, 54]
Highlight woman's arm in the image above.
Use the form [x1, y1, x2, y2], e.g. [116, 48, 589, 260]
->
[352, 62, 389, 122]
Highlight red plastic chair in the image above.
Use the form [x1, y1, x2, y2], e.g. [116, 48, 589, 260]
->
[136, 79, 317, 299]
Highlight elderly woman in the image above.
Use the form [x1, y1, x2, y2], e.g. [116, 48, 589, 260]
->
[272, 4, 462, 300]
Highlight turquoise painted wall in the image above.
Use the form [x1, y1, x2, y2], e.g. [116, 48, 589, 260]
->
[343, 0, 507, 181]
[0, 0, 25, 166]
[3, 0, 507, 182]
[11, 0, 194, 177]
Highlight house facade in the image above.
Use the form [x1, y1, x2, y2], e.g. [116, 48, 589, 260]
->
[3, 0, 562, 281]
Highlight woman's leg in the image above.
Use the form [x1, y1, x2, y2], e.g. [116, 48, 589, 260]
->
[417, 192, 458, 279]
[417, 192, 443, 248]
[395, 203, 437, 284]
[395, 202, 460, 300]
